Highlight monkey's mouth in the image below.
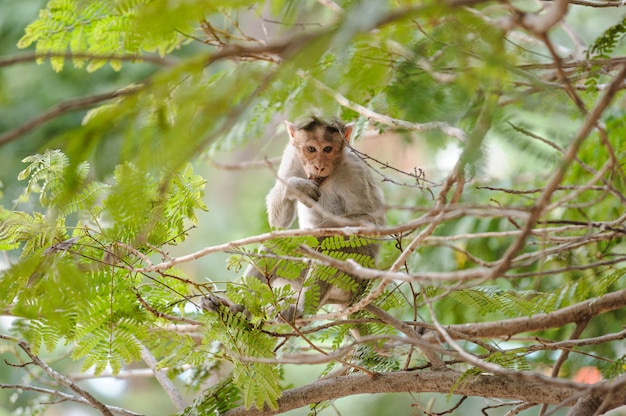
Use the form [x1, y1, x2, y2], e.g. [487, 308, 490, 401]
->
[310, 176, 328, 186]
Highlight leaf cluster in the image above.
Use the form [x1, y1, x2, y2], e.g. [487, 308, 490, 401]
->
[197, 302, 281, 411]
[0, 149, 207, 376]
[17, 0, 214, 71]
[584, 17, 626, 91]
[449, 286, 558, 318]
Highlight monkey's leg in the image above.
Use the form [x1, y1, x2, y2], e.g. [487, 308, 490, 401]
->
[201, 293, 248, 317]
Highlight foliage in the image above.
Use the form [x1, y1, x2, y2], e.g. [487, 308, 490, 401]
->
[1, 149, 207, 376]
[17, 0, 217, 72]
[2, 1, 626, 415]
[587, 16, 626, 59]
[448, 285, 559, 318]
[585, 16, 626, 91]
[202, 303, 281, 411]
[182, 379, 242, 415]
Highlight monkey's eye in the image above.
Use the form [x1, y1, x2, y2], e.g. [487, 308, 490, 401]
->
[323, 146, 333, 153]
[306, 146, 316, 153]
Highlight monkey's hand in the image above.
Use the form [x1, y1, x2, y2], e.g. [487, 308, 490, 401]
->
[286, 177, 320, 205]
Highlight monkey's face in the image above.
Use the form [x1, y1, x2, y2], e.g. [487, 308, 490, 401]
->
[293, 131, 345, 185]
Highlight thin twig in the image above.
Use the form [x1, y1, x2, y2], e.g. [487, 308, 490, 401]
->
[487, 64, 626, 281]
[0, 334, 115, 416]
[0, 384, 140, 416]
[299, 70, 468, 142]
[0, 86, 142, 145]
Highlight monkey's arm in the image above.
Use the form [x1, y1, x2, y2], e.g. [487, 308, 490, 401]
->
[266, 146, 321, 229]
[266, 184, 297, 229]
[267, 178, 322, 228]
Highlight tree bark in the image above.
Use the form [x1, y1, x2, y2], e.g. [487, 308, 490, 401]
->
[224, 369, 626, 416]
[423, 288, 626, 341]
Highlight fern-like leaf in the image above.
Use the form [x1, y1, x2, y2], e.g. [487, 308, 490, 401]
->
[17, 0, 214, 72]
[204, 302, 281, 411]
[449, 286, 557, 318]
[181, 379, 242, 415]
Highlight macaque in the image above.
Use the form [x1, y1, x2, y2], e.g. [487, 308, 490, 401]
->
[267, 117, 386, 230]
[245, 116, 386, 320]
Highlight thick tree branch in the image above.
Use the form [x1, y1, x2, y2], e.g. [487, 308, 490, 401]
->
[426, 293, 593, 395]
[568, 394, 603, 416]
[423, 287, 626, 341]
[223, 369, 626, 416]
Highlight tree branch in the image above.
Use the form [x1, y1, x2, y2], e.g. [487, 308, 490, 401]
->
[486, 63, 626, 280]
[127, 205, 530, 274]
[0, 384, 141, 416]
[139, 343, 187, 412]
[521, 0, 570, 35]
[0, 334, 115, 416]
[0, 52, 177, 69]
[423, 287, 626, 341]
[223, 369, 626, 416]
[0, 86, 142, 146]
[300, 71, 468, 142]
[544, 0, 626, 7]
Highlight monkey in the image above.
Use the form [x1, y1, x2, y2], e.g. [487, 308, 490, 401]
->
[202, 117, 386, 321]
[203, 125, 436, 358]
[245, 116, 386, 321]
[267, 117, 386, 231]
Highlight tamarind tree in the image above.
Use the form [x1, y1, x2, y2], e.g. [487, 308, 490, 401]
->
[1, 1, 626, 415]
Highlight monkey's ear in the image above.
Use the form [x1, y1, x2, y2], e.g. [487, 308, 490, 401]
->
[343, 123, 354, 143]
[285, 121, 297, 145]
